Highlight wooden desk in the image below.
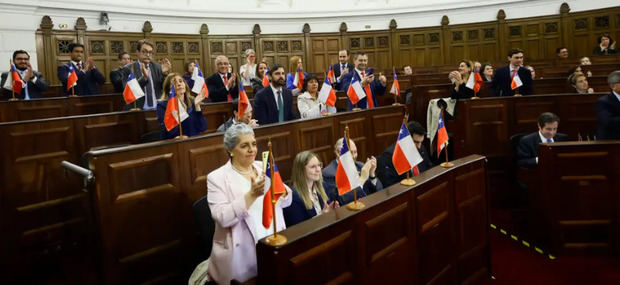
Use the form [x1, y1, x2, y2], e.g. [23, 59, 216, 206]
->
[257, 155, 490, 284]
[531, 141, 620, 255]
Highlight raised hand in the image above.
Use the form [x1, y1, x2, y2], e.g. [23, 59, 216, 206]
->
[141, 62, 149, 80]
[367, 156, 377, 177]
[161, 58, 172, 74]
[228, 73, 237, 89]
[378, 72, 387, 85]
[23, 63, 34, 82]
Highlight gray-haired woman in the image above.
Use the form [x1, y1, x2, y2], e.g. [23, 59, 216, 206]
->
[239, 49, 257, 86]
[205, 123, 291, 284]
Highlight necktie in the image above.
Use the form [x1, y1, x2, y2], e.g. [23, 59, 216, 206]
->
[223, 75, 232, 102]
[145, 66, 153, 107]
[342, 64, 345, 71]
[511, 69, 517, 78]
[277, 90, 284, 122]
[546, 138, 552, 143]
[361, 71, 374, 109]
[413, 165, 420, 176]
[77, 63, 82, 71]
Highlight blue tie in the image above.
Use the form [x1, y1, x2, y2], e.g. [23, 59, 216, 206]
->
[546, 138, 552, 143]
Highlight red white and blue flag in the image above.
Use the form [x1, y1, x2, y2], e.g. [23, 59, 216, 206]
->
[437, 112, 449, 155]
[390, 71, 400, 96]
[191, 61, 209, 98]
[326, 65, 335, 84]
[66, 64, 78, 91]
[262, 66, 270, 87]
[2, 63, 23, 94]
[465, 71, 483, 93]
[511, 69, 523, 90]
[318, 72, 337, 107]
[262, 157, 287, 228]
[335, 137, 361, 195]
[346, 73, 366, 104]
[163, 85, 188, 131]
[238, 82, 252, 120]
[122, 71, 145, 104]
[392, 122, 423, 175]
[293, 67, 305, 90]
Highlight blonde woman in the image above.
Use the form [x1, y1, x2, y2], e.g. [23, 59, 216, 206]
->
[156, 73, 206, 139]
[239, 49, 257, 86]
[285, 55, 307, 96]
[283, 151, 337, 227]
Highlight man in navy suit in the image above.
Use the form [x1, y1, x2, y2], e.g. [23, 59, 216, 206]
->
[1, 50, 48, 100]
[332, 49, 354, 91]
[117, 40, 170, 110]
[517, 112, 567, 168]
[491, 48, 533, 96]
[206, 55, 239, 102]
[253, 64, 296, 125]
[57, 43, 105, 96]
[596, 71, 620, 140]
[322, 138, 383, 205]
[339, 52, 387, 110]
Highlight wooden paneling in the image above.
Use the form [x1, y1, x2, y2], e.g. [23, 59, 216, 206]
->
[0, 95, 125, 123]
[258, 35, 305, 72]
[207, 36, 255, 73]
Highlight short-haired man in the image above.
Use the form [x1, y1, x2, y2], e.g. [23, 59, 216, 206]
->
[110, 51, 131, 93]
[322, 138, 383, 205]
[253, 64, 296, 125]
[57, 43, 105, 96]
[596, 70, 620, 140]
[517, 112, 567, 168]
[1, 50, 48, 100]
[206, 55, 239, 103]
[491, 48, 533, 96]
[376, 121, 434, 187]
[119, 39, 170, 110]
[556, 47, 569, 59]
[216, 100, 259, 132]
[340, 52, 387, 110]
[332, 49, 353, 90]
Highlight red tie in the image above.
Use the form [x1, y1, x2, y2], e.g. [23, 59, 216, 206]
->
[511, 69, 517, 79]
[412, 165, 420, 176]
[77, 63, 82, 71]
[361, 71, 374, 109]
[223, 75, 232, 102]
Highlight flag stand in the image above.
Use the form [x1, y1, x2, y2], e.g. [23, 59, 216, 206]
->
[471, 91, 480, 100]
[265, 139, 288, 246]
[344, 125, 365, 211]
[70, 86, 77, 97]
[8, 60, 19, 101]
[391, 67, 401, 106]
[352, 102, 361, 111]
[399, 114, 416, 185]
[439, 108, 454, 168]
[129, 65, 142, 111]
[514, 87, 522, 97]
[175, 97, 185, 139]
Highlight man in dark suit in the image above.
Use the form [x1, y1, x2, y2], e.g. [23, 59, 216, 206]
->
[332, 49, 354, 91]
[253, 64, 296, 125]
[206, 55, 239, 102]
[491, 48, 533, 96]
[322, 138, 383, 205]
[118, 40, 170, 110]
[216, 100, 259, 132]
[109, 51, 131, 93]
[517, 112, 567, 168]
[596, 71, 620, 140]
[57, 43, 105, 96]
[1, 50, 48, 100]
[340, 52, 387, 110]
[376, 121, 434, 188]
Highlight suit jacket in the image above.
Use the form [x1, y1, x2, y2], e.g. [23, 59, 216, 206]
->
[450, 82, 475, 100]
[376, 143, 434, 188]
[322, 159, 383, 206]
[119, 61, 165, 110]
[596, 92, 620, 140]
[517, 132, 568, 168]
[283, 187, 330, 227]
[339, 70, 386, 110]
[217, 118, 236, 133]
[206, 72, 239, 103]
[57, 62, 105, 96]
[332, 62, 354, 90]
[206, 160, 292, 284]
[253, 86, 296, 125]
[1, 71, 48, 100]
[491, 66, 533, 97]
[109, 67, 126, 93]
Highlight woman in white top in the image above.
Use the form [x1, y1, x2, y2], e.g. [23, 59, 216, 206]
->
[206, 123, 292, 284]
[239, 49, 257, 86]
[297, 74, 337, 119]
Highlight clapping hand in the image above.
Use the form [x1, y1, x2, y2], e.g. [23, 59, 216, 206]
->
[250, 175, 266, 197]
[378, 72, 387, 85]
[227, 73, 237, 89]
[160, 58, 172, 74]
[23, 63, 34, 82]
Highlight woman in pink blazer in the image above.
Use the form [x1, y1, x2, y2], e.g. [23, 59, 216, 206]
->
[206, 123, 292, 284]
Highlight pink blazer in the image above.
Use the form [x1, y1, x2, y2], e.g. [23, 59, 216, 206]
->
[206, 160, 292, 284]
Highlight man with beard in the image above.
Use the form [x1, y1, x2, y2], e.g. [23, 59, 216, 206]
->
[57, 43, 105, 96]
[1, 50, 48, 100]
[253, 64, 296, 125]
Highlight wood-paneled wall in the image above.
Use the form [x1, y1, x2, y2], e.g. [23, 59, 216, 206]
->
[35, 4, 620, 87]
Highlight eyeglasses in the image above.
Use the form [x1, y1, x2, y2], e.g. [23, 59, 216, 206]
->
[140, 50, 154, 55]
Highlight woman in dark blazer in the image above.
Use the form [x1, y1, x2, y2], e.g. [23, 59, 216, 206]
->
[283, 151, 338, 227]
[156, 73, 207, 139]
[449, 60, 475, 99]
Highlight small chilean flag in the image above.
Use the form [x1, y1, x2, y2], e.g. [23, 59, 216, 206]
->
[238, 82, 252, 120]
[163, 85, 189, 131]
[437, 112, 449, 155]
[335, 137, 361, 195]
[293, 67, 304, 90]
[262, 66, 270, 87]
[326, 65, 335, 84]
[2, 63, 23, 94]
[262, 157, 286, 228]
[66, 64, 78, 91]
[318, 73, 337, 107]
[390, 71, 400, 96]
[511, 69, 523, 90]
[191, 61, 209, 98]
[465, 71, 483, 93]
[392, 122, 423, 175]
[122, 71, 145, 104]
[346, 74, 366, 104]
